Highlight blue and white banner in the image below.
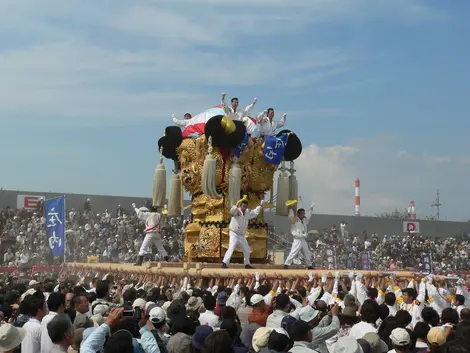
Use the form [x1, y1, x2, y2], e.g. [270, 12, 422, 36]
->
[234, 133, 249, 158]
[45, 197, 65, 257]
[360, 251, 371, 270]
[422, 253, 432, 273]
[263, 134, 288, 165]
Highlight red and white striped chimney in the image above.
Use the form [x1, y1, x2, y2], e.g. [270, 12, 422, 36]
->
[408, 201, 416, 219]
[355, 178, 360, 216]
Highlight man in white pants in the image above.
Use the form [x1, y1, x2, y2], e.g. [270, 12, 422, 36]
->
[132, 203, 169, 266]
[284, 201, 315, 269]
[222, 198, 264, 269]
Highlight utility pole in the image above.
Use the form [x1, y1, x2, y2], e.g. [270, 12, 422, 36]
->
[431, 189, 442, 220]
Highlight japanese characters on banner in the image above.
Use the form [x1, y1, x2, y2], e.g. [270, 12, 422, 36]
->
[263, 134, 288, 165]
[360, 251, 371, 270]
[233, 133, 249, 158]
[326, 247, 337, 270]
[422, 253, 433, 273]
[45, 197, 65, 257]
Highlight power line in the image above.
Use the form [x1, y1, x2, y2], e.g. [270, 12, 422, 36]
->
[431, 189, 442, 220]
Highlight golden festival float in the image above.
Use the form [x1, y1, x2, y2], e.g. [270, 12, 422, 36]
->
[154, 108, 303, 263]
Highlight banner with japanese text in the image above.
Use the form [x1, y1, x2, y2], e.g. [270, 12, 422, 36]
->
[263, 134, 288, 165]
[45, 197, 65, 257]
[422, 253, 432, 273]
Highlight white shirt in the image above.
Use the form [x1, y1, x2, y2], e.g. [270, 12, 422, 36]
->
[22, 318, 42, 353]
[340, 223, 346, 231]
[222, 99, 255, 121]
[348, 321, 377, 339]
[135, 208, 161, 234]
[199, 310, 220, 327]
[41, 312, 58, 353]
[289, 209, 311, 239]
[228, 206, 262, 236]
[256, 112, 286, 136]
[387, 304, 397, 317]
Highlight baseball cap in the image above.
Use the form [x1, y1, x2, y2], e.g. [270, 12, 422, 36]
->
[299, 306, 319, 323]
[93, 304, 109, 316]
[192, 325, 213, 349]
[389, 328, 411, 347]
[0, 324, 26, 352]
[149, 307, 166, 324]
[133, 298, 147, 309]
[250, 294, 264, 306]
[427, 327, 446, 347]
[217, 292, 228, 305]
[29, 280, 40, 287]
[363, 332, 388, 353]
[281, 315, 297, 336]
[252, 327, 273, 352]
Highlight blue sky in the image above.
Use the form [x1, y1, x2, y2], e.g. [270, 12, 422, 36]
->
[0, 0, 469, 220]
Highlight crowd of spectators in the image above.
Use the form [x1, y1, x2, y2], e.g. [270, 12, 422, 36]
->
[289, 226, 470, 274]
[1, 201, 469, 275]
[1, 270, 470, 353]
[0, 200, 184, 267]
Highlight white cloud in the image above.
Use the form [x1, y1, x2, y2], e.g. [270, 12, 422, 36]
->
[293, 136, 470, 221]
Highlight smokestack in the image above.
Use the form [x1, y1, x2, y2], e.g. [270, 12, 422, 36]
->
[355, 178, 360, 216]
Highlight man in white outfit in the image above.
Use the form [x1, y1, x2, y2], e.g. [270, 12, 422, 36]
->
[256, 108, 287, 137]
[284, 201, 315, 270]
[132, 203, 168, 266]
[221, 92, 257, 121]
[222, 198, 264, 269]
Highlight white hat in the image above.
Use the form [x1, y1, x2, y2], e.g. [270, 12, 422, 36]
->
[0, 324, 26, 351]
[29, 280, 40, 287]
[363, 332, 389, 353]
[299, 306, 319, 322]
[145, 301, 156, 311]
[21, 288, 37, 301]
[334, 336, 363, 353]
[250, 294, 264, 306]
[252, 327, 273, 352]
[93, 304, 109, 316]
[149, 307, 166, 323]
[133, 298, 147, 309]
[389, 328, 411, 346]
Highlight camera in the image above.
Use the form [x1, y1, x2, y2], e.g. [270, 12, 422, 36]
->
[122, 303, 142, 320]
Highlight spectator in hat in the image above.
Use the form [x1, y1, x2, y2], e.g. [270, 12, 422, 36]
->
[289, 320, 317, 353]
[149, 307, 170, 349]
[333, 336, 364, 353]
[389, 328, 411, 353]
[192, 325, 213, 353]
[362, 332, 388, 353]
[252, 327, 272, 353]
[299, 304, 340, 353]
[199, 295, 220, 327]
[281, 316, 297, 338]
[187, 296, 204, 313]
[215, 292, 229, 317]
[249, 294, 271, 327]
[267, 329, 292, 353]
[426, 327, 446, 351]
[0, 324, 26, 353]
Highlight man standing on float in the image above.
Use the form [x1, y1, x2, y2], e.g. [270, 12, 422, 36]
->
[284, 199, 315, 269]
[132, 203, 169, 266]
[222, 197, 264, 269]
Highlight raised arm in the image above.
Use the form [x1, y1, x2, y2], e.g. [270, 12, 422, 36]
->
[256, 110, 267, 123]
[172, 113, 188, 127]
[132, 203, 148, 221]
[275, 113, 287, 129]
[248, 200, 264, 219]
[304, 202, 315, 223]
[230, 205, 240, 216]
[243, 98, 257, 115]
